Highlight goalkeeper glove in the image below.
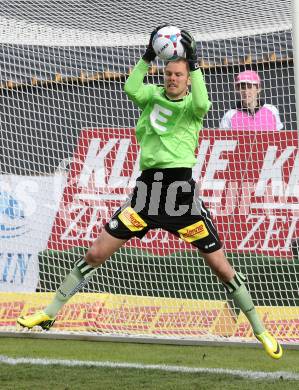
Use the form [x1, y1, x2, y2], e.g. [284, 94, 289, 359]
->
[142, 24, 168, 63]
[181, 30, 199, 71]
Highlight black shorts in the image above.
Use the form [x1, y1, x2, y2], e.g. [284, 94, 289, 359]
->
[105, 168, 222, 253]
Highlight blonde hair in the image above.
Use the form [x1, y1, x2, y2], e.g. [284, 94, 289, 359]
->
[165, 57, 190, 72]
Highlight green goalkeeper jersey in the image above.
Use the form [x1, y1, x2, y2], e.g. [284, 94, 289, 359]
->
[124, 59, 211, 171]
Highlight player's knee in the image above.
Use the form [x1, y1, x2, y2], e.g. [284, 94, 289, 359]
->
[85, 246, 108, 266]
[223, 272, 246, 294]
[201, 248, 234, 282]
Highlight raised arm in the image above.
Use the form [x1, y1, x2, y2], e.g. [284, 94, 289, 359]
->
[124, 26, 167, 109]
[181, 30, 211, 117]
[124, 59, 154, 109]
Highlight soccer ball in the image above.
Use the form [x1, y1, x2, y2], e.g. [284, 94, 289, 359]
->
[152, 26, 185, 60]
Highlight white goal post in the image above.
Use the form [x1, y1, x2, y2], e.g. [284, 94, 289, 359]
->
[0, 0, 298, 346]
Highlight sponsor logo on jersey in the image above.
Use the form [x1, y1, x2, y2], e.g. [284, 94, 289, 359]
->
[119, 207, 147, 232]
[178, 220, 209, 243]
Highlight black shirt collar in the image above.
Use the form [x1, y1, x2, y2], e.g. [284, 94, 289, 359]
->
[163, 89, 188, 102]
[236, 99, 265, 114]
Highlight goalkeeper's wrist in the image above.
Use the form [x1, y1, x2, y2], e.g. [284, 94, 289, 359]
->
[188, 59, 199, 72]
[142, 50, 156, 63]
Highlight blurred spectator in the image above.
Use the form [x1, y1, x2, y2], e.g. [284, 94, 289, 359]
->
[220, 70, 283, 130]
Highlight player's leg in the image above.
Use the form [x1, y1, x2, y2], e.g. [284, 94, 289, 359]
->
[167, 190, 282, 359]
[44, 229, 127, 316]
[200, 248, 282, 359]
[201, 248, 266, 335]
[17, 230, 127, 330]
[17, 190, 151, 331]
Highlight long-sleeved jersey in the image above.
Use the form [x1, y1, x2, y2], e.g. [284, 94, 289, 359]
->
[124, 59, 211, 171]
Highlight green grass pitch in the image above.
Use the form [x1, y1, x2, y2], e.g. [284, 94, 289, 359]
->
[0, 337, 298, 389]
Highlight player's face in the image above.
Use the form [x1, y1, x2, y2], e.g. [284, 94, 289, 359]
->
[237, 82, 261, 107]
[164, 61, 189, 99]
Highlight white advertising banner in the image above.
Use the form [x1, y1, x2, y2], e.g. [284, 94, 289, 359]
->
[0, 174, 65, 292]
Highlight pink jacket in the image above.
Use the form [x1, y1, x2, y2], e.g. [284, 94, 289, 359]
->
[220, 102, 283, 130]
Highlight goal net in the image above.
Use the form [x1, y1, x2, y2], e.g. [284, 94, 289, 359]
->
[0, 0, 298, 345]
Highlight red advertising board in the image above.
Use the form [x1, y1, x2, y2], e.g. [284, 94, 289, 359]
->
[48, 128, 299, 257]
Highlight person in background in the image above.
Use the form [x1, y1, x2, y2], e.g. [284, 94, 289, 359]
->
[220, 70, 283, 130]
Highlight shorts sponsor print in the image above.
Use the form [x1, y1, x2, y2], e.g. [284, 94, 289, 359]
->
[118, 207, 148, 232]
[105, 202, 222, 254]
[177, 220, 209, 243]
[104, 170, 223, 253]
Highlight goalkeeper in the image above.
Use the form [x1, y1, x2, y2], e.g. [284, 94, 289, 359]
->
[17, 27, 282, 359]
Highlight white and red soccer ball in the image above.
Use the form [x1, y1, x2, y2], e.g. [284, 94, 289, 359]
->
[152, 26, 185, 60]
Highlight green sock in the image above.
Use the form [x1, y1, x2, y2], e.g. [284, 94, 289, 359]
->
[223, 273, 265, 335]
[44, 258, 96, 318]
